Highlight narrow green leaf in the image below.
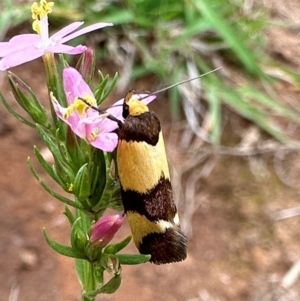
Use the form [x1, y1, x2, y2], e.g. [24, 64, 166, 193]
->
[116, 253, 151, 265]
[94, 73, 109, 103]
[35, 125, 61, 161]
[27, 157, 84, 210]
[63, 206, 76, 225]
[43, 228, 87, 259]
[33, 146, 63, 185]
[0, 92, 35, 128]
[194, 0, 263, 77]
[84, 275, 122, 297]
[99, 10, 134, 24]
[242, 86, 300, 124]
[219, 89, 290, 143]
[104, 236, 132, 254]
[100, 72, 119, 103]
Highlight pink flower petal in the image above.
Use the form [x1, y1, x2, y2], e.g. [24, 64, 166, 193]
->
[0, 47, 44, 70]
[50, 22, 84, 42]
[63, 67, 94, 104]
[10, 34, 40, 43]
[0, 35, 39, 57]
[51, 95, 82, 133]
[60, 22, 113, 44]
[91, 132, 118, 152]
[47, 44, 87, 55]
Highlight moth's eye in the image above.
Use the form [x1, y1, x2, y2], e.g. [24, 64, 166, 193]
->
[123, 103, 129, 119]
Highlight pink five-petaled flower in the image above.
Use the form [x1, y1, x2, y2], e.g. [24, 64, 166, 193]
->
[51, 67, 156, 152]
[0, 0, 112, 71]
[90, 214, 124, 248]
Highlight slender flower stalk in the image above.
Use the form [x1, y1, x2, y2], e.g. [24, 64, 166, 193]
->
[0, 0, 112, 71]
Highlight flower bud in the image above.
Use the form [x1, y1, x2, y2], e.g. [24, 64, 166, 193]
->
[76, 48, 95, 83]
[90, 214, 123, 248]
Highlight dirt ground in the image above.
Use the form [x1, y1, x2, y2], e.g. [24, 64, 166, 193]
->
[1, 1, 300, 301]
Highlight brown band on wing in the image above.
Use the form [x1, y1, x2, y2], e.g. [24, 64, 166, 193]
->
[121, 176, 177, 222]
[139, 227, 187, 264]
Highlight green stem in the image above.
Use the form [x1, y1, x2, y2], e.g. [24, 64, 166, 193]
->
[74, 201, 96, 301]
[80, 261, 96, 301]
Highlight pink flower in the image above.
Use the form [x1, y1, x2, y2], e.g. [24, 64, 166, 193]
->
[51, 67, 156, 152]
[0, 0, 112, 70]
[90, 214, 123, 248]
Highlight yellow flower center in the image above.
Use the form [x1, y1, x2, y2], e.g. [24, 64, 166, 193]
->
[63, 94, 97, 119]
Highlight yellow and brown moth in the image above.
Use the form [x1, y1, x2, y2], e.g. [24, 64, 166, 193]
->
[117, 91, 187, 264]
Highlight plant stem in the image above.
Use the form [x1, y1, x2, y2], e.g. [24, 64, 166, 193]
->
[74, 201, 96, 300]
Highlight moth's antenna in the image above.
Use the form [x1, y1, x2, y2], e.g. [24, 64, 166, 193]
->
[80, 67, 221, 122]
[79, 97, 123, 127]
[139, 67, 222, 100]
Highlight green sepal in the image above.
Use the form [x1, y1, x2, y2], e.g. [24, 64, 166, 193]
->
[116, 253, 151, 265]
[63, 206, 76, 225]
[85, 242, 103, 262]
[0, 92, 35, 128]
[73, 163, 92, 200]
[71, 217, 89, 253]
[27, 157, 84, 210]
[83, 274, 122, 297]
[43, 228, 87, 259]
[104, 235, 132, 255]
[8, 72, 51, 126]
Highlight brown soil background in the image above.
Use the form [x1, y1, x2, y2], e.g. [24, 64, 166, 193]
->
[1, 1, 300, 301]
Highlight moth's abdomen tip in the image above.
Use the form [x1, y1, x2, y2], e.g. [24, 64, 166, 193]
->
[139, 227, 187, 265]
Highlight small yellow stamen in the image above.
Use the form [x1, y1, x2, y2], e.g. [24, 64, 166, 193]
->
[89, 129, 99, 142]
[32, 20, 40, 35]
[63, 94, 97, 119]
[68, 183, 74, 192]
[31, 0, 54, 34]
[31, 0, 54, 20]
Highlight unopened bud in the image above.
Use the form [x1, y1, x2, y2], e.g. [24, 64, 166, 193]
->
[76, 48, 95, 83]
[90, 214, 123, 248]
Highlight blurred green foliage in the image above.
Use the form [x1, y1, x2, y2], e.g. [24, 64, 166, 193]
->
[3, 0, 300, 145]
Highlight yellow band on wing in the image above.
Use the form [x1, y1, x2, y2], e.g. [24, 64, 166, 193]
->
[117, 132, 170, 193]
[127, 211, 177, 247]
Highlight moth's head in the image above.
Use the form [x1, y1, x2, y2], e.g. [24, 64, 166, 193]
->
[123, 90, 149, 119]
